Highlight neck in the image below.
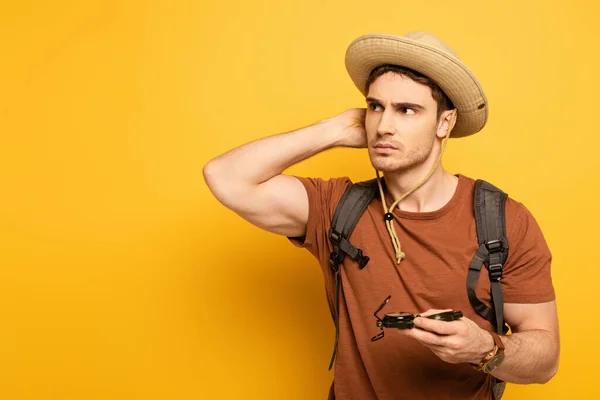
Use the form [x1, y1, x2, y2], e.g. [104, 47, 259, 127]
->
[382, 163, 458, 213]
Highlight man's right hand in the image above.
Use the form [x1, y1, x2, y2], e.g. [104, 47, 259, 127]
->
[329, 108, 368, 149]
[204, 108, 367, 238]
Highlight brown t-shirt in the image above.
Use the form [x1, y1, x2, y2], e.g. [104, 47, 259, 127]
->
[288, 174, 555, 400]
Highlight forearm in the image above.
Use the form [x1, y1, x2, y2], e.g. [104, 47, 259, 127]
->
[409, 305, 559, 385]
[490, 329, 559, 384]
[203, 108, 365, 235]
[203, 118, 342, 189]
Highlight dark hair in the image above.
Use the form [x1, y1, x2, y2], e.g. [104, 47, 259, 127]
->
[364, 65, 455, 119]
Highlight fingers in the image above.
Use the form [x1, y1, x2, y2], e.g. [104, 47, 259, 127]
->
[397, 324, 464, 360]
[413, 316, 461, 335]
[355, 108, 366, 123]
[395, 311, 484, 365]
[397, 325, 447, 346]
[416, 309, 453, 317]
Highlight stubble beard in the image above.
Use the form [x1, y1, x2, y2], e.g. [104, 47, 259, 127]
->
[370, 140, 434, 174]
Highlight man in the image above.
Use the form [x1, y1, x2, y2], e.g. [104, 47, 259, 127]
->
[203, 32, 559, 399]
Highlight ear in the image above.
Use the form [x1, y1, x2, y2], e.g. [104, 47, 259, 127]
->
[436, 109, 457, 139]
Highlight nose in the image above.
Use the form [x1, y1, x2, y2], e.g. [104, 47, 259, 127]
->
[376, 109, 395, 136]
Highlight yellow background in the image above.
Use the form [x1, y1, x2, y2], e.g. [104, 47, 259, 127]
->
[1, 0, 597, 398]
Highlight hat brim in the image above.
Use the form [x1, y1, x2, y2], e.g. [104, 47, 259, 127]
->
[345, 34, 488, 137]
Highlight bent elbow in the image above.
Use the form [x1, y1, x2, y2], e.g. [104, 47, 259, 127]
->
[537, 360, 559, 384]
[203, 159, 249, 210]
[203, 159, 221, 191]
[203, 159, 230, 205]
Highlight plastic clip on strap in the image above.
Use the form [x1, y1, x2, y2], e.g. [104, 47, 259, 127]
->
[466, 180, 509, 335]
[326, 182, 377, 370]
[467, 180, 510, 399]
[327, 230, 370, 370]
[486, 239, 506, 336]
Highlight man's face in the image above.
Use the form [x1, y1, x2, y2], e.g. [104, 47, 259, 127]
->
[365, 72, 444, 173]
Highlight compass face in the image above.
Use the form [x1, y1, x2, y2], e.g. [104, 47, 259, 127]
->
[382, 313, 415, 329]
[386, 312, 413, 319]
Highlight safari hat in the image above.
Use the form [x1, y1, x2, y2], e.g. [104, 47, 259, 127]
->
[345, 32, 488, 137]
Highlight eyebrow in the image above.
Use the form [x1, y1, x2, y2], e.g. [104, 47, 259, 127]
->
[366, 97, 425, 111]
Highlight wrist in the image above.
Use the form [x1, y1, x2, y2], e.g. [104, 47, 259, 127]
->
[296, 118, 342, 153]
[471, 330, 495, 365]
[317, 117, 347, 148]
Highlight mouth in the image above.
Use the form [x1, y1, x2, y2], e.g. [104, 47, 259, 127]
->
[373, 143, 398, 154]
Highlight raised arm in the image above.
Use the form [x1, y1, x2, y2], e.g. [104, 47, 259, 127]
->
[203, 109, 367, 237]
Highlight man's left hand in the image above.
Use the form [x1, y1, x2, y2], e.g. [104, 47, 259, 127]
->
[397, 309, 495, 365]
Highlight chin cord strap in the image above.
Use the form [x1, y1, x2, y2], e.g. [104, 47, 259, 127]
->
[375, 110, 457, 264]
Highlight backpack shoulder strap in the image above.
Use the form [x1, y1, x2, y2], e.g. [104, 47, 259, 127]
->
[327, 179, 377, 370]
[329, 179, 378, 270]
[467, 179, 510, 334]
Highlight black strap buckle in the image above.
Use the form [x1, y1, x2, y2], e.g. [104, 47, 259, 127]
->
[329, 249, 342, 271]
[485, 239, 505, 254]
[356, 249, 370, 269]
[488, 263, 503, 281]
[329, 229, 341, 244]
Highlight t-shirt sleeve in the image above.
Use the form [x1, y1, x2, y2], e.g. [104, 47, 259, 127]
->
[502, 199, 555, 303]
[287, 176, 352, 263]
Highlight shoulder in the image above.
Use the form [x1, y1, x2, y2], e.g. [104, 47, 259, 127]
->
[292, 175, 354, 213]
[294, 175, 353, 188]
[458, 174, 547, 252]
[294, 175, 353, 196]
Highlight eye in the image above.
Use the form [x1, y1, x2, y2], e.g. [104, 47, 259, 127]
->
[400, 107, 416, 115]
[368, 102, 382, 112]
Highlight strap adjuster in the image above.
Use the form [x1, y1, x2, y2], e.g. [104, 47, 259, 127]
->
[329, 229, 341, 243]
[488, 263, 503, 281]
[356, 249, 370, 269]
[485, 239, 505, 254]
